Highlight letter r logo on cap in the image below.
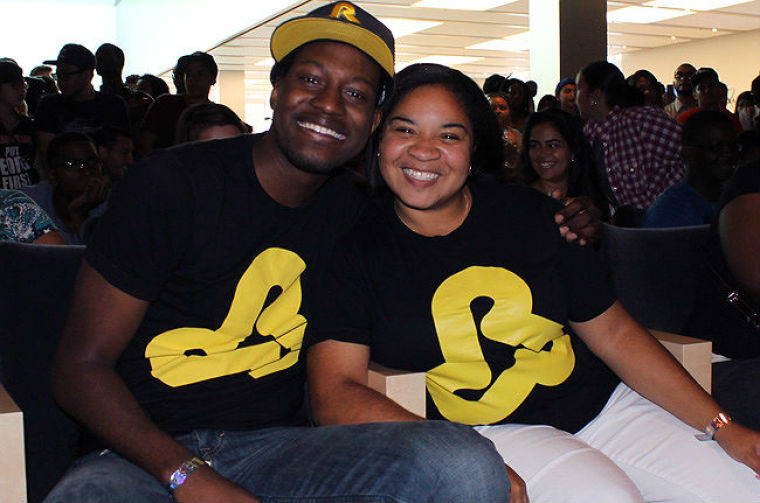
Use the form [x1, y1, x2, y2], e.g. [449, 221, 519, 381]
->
[330, 2, 360, 23]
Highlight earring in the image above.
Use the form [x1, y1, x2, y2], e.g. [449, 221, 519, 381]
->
[468, 166, 472, 175]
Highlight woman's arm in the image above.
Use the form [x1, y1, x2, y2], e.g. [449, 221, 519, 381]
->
[719, 193, 760, 303]
[571, 301, 760, 475]
[307, 340, 423, 426]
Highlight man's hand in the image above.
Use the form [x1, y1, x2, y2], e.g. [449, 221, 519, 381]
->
[68, 177, 109, 215]
[505, 464, 529, 503]
[551, 192, 602, 246]
[174, 466, 262, 503]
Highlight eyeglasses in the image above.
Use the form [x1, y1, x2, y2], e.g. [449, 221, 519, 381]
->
[55, 158, 103, 173]
[674, 72, 695, 80]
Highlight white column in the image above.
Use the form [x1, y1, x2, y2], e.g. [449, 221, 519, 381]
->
[218, 70, 246, 121]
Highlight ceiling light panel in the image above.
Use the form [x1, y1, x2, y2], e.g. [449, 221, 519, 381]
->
[607, 6, 690, 23]
[467, 32, 530, 52]
[411, 0, 518, 11]
[646, 0, 748, 10]
[379, 18, 442, 38]
[408, 55, 484, 65]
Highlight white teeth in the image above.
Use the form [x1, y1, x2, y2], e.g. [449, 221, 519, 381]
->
[297, 121, 346, 140]
[403, 168, 439, 181]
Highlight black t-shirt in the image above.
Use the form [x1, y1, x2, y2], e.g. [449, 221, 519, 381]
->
[86, 133, 367, 434]
[0, 116, 38, 189]
[307, 180, 618, 433]
[35, 91, 130, 135]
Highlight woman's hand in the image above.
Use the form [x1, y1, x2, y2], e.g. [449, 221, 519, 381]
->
[715, 422, 760, 478]
[505, 464, 529, 503]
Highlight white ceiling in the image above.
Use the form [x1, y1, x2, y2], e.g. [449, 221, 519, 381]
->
[196, 0, 759, 119]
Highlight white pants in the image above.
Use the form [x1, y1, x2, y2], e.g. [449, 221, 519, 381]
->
[475, 383, 760, 503]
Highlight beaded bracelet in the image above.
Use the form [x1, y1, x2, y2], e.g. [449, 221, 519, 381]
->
[695, 412, 733, 441]
[166, 457, 206, 494]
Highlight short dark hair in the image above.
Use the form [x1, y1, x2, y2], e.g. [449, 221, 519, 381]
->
[92, 125, 132, 149]
[736, 90, 754, 114]
[369, 63, 503, 186]
[682, 110, 735, 147]
[181, 52, 218, 80]
[691, 67, 719, 89]
[46, 132, 95, 172]
[579, 61, 643, 109]
[138, 74, 170, 98]
[483, 74, 506, 94]
[175, 103, 245, 143]
[537, 94, 560, 111]
[95, 43, 125, 68]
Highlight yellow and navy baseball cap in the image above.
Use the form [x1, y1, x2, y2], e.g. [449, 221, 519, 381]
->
[270, 1, 395, 84]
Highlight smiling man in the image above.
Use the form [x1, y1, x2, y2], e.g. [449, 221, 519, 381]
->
[44, 3, 510, 502]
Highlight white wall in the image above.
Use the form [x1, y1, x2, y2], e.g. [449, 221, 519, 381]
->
[620, 29, 760, 106]
[115, 0, 297, 76]
[0, 0, 114, 78]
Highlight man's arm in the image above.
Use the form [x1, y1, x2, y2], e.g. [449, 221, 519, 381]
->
[52, 261, 258, 502]
[719, 193, 760, 303]
[307, 340, 422, 426]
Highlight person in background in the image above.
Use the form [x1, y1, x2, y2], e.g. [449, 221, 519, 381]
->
[0, 188, 65, 244]
[554, 78, 578, 117]
[641, 111, 738, 228]
[92, 125, 134, 183]
[486, 91, 522, 175]
[737, 129, 760, 165]
[171, 53, 191, 95]
[520, 108, 609, 222]
[505, 78, 531, 132]
[664, 63, 697, 119]
[175, 103, 246, 144]
[35, 44, 130, 163]
[30, 65, 53, 79]
[577, 61, 683, 218]
[0, 59, 39, 189]
[139, 52, 217, 156]
[20, 132, 108, 245]
[735, 90, 756, 132]
[125, 74, 140, 91]
[626, 69, 662, 108]
[136, 74, 169, 99]
[536, 94, 560, 111]
[677, 68, 742, 132]
[96, 43, 152, 140]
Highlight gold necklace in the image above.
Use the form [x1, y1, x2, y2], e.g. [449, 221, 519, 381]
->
[395, 188, 472, 236]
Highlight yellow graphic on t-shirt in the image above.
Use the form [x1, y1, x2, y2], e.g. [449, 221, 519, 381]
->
[428, 266, 575, 425]
[145, 248, 306, 387]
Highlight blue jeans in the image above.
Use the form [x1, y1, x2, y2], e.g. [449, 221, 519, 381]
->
[44, 421, 510, 502]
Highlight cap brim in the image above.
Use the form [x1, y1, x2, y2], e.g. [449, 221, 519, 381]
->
[271, 17, 393, 78]
[42, 60, 60, 66]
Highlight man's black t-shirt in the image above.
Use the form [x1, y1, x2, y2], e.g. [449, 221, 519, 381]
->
[35, 91, 130, 135]
[307, 180, 618, 433]
[0, 116, 38, 189]
[86, 133, 366, 434]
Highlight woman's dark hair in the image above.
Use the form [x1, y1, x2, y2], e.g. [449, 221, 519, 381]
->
[503, 78, 531, 117]
[519, 109, 610, 219]
[627, 69, 662, 107]
[369, 63, 504, 188]
[175, 103, 245, 144]
[483, 74, 506, 94]
[579, 61, 643, 109]
[536, 94, 560, 111]
[138, 74, 169, 98]
[735, 90, 754, 114]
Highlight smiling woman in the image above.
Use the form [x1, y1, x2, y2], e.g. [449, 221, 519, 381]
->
[306, 62, 760, 503]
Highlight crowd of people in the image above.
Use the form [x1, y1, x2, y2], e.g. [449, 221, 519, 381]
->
[2, 1, 760, 502]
